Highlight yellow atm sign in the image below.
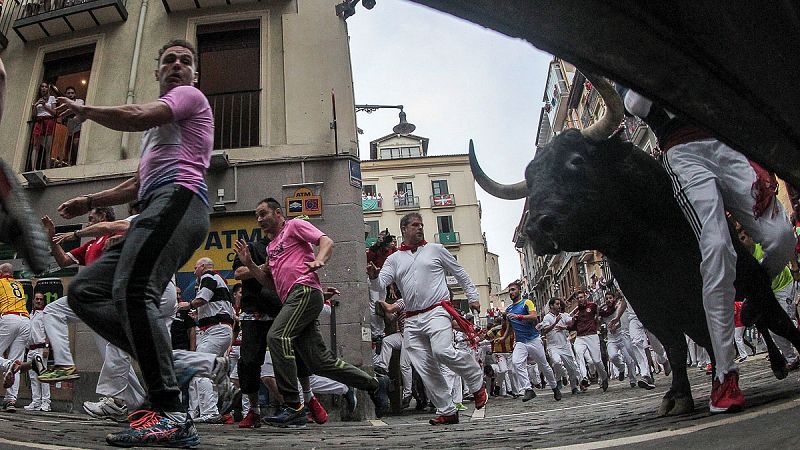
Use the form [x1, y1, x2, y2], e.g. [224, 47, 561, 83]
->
[179, 214, 262, 273]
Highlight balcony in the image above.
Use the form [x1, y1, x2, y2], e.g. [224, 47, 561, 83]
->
[6, 0, 127, 43]
[25, 117, 80, 172]
[430, 193, 455, 209]
[365, 237, 378, 248]
[207, 89, 260, 150]
[394, 195, 420, 210]
[161, 0, 261, 13]
[435, 231, 461, 246]
[362, 197, 382, 213]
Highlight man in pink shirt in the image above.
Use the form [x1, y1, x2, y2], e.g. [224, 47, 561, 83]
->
[56, 39, 212, 448]
[234, 198, 389, 428]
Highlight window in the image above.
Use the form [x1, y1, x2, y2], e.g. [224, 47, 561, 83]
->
[396, 182, 413, 198]
[431, 180, 449, 196]
[379, 146, 421, 159]
[362, 184, 377, 197]
[365, 220, 380, 238]
[437, 215, 454, 234]
[27, 44, 95, 171]
[197, 20, 260, 150]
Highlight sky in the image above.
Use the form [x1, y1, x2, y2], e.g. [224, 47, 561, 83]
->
[347, 0, 553, 286]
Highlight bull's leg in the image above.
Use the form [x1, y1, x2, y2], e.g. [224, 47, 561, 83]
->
[757, 319, 788, 380]
[657, 336, 694, 416]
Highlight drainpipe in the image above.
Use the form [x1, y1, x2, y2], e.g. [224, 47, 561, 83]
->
[120, 0, 149, 159]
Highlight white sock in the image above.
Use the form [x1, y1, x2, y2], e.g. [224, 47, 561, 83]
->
[303, 390, 313, 403]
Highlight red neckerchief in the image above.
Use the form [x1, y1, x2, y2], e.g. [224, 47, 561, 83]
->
[441, 301, 480, 349]
[399, 240, 427, 253]
[0, 275, 14, 279]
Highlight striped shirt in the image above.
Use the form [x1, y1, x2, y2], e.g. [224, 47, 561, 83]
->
[0, 276, 27, 315]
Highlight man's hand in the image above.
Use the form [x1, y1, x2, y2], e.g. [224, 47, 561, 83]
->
[56, 97, 86, 123]
[366, 262, 379, 280]
[323, 287, 340, 301]
[58, 196, 91, 219]
[52, 232, 74, 245]
[177, 301, 191, 311]
[233, 239, 253, 266]
[608, 318, 621, 333]
[304, 259, 325, 273]
[469, 300, 481, 314]
[41, 216, 56, 238]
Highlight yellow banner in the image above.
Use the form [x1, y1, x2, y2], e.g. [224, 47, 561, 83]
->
[178, 214, 262, 275]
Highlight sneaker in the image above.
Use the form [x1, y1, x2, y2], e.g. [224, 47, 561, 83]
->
[345, 387, 358, 414]
[706, 363, 714, 375]
[24, 402, 42, 411]
[617, 368, 625, 382]
[307, 396, 328, 424]
[473, 386, 488, 410]
[709, 372, 745, 414]
[663, 361, 672, 376]
[84, 397, 128, 422]
[401, 395, 411, 410]
[455, 402, 467, 411]
[571, 387, 580, 395]
[787, 360, 800, 371]
[3, 362, 18, 389]
[217, 382, 241, 416]
[197, 414, 225, 424]
[39, 404, 51, 412]
[210, 357, 229, 387]
[3, 401, 16, 413]
[429, 412, 458, 425]
[368, 375, 390, 418]
[735, 356, 748, 364]
[601, 378, 609, 392]
[238, 410, 261, 428]
[222, 413, 235, 424]
[263, 405, 306, 428]
[580, 378, 590, 389]
[521, 388, 536, 402]
[630, 381, 637, 388]
[0, 160, 50, 274]
[553, 388, 562, 401]
[105, 410, 200, 448]
[561, 376, 569, 387]
[38, 366, 80, 383]
[31, 354, 46, 376]
[638, 376, 656, 390]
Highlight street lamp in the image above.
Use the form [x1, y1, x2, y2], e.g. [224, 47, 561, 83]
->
[335, 0, 377, 20]
[355, 104, 416, 135]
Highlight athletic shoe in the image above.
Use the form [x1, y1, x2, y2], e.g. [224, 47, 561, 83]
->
[345, 387, 358, 413]
[31, 354, 46, 376]
[630, 381, 637, 388]
[238, 410, 261, 428]
[637, 376, 656, 390]
[211, 357, 229, 386]
[263, 405, 306, 428]
[787, 360, 800, 371]
[709, 372, 745, 414]
[218, 382, 241, 416]
[571, 388, 580, 395]
[84, 397, 128, 422]
[617, 368, 625, 382]
[0, 160, 50, 274]
[38, 366, 79, 383]
[2, 401, 16, 413]
[455, 402, 467, 411]
[601, 378, 609, 392]
[39, 404, 51, 412]
[3, 361, 18, 389]
[735, 356, 748, 364]
[663, 361, 672, 376]
[196, 414, 225, 424]
[307, 396, 328, 424]
[580, 378, 590, 389]
[222, 413, 235, 424]
[561, 376, 569, 387]
[105, 410, 199, 448]
[429, 412, 458, 425]
[473, 386, 488, 410]
[401, 395, 411, 410]
[521, 388, 536, 402]
[24, 402, 42, 411]
[368, 375, 390, 418]
[553, 388, 562, 401]
[705, 363, 714, 375]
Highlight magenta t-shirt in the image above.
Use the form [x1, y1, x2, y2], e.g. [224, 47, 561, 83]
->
[267, 219, 325, 302]
[138, 85, 214, 204]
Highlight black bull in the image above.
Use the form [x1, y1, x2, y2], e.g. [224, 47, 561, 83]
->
[469, 129, 800, 416]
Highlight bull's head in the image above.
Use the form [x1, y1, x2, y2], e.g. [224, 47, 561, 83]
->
[470, 75, 626, 255]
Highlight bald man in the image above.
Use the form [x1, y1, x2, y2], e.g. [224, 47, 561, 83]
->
[176, 257, 235, 423]
[0, 263, 32, 411]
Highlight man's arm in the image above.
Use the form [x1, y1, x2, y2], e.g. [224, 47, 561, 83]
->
[439, 247, 480, 312]
[233, 239, 275, 289]
[305, 235, 333, 273]
[510, 300, 538, 322]
[41, 216, 77, 268]
[53, 218, 130, 244]
[58, 174, 140, 219]
[56, 97, 173, 132]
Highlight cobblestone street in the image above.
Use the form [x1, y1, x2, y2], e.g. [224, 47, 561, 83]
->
[1, 355, 798, 449]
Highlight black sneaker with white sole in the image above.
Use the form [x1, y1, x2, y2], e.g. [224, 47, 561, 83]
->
[0, 160, 50, 274]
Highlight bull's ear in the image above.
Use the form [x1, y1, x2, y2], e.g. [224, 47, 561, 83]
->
[592, 130, 630, 162]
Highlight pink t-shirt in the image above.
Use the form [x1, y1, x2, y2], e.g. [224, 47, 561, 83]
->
[138, 85, 214, 204]
[267, 219, 325, 302]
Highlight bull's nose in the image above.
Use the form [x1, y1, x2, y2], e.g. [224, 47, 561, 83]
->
[528, 214, 555, 235]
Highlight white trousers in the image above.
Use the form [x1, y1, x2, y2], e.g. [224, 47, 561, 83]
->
[734, 327, 749, 358]
[376, 332, 412, 398]
[547, 345, 579, 389]
[26, 348, 50, 407]
[0, 314, 30, 402]
[403, 307, 483, 416]
[189, 323, 232, 418]
[769, 283, 799, 364]
[646, 330, 668, 365]
[664, 140, 794, 380]
[308, 374, 348, 396]
[607, 335, 637, 383]
[628, 316, 653, 378]
[512, 338, 556, 391]
[441, 364, 463, 404]
[491, 353, 516, 395]
[367, 282, 385, 338]
[573, 334, 608, 382]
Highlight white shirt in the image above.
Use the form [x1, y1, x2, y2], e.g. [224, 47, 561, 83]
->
[35, 96, 56, 117]
[196, 272, 235, 320]
[371, 243, 478, 312]
[540, 312, 571, 350]
[28, 309, 47, 346]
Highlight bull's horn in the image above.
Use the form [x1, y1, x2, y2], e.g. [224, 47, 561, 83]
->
[468, 140, 528, 200]
[580, 73, 624, 142]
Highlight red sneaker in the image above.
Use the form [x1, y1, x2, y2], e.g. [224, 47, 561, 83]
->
[705, 363, 713, 375]
[238, 410, 261, 428]
[307, 396, 328, 424]
[429, 412, 459, 425]
[3, 361, 21, 388]
[709, 372, 745, 414]
[222, 413, 235, 424]
[474, 386, 488, 410]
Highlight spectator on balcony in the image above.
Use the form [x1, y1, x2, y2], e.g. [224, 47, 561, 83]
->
[56, 86, 83, 165]
[30, 82, 57, 170]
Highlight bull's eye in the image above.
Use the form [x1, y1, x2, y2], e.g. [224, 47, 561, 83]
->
[567, 155, 585, 171]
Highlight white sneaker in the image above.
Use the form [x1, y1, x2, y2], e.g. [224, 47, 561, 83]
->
[83, 397, 128, 422]
[39, 403, 51, 412]
[24, 402, 41, 411]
